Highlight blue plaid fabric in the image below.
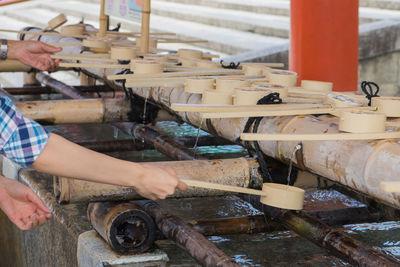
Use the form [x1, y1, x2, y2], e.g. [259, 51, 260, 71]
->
[0, 96, 49, 167]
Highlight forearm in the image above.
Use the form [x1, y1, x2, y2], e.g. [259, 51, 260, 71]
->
[32, 134, 145, 187]
[6, 40, 20, 60]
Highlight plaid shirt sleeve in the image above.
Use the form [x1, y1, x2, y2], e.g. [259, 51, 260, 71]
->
[0, 96, 49, 167]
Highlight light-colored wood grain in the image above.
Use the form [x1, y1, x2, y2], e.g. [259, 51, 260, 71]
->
[52, 54, 115, 63]
[59, 62, 124, 69]
[285, 96, 325, 104]
[85, 30, 175, 37]
[240, 131, 400, 141]
[201, 106, 373, 119]
[379, 182, 400, 192]
[386, 121, 400, 127]
[171, 103, 329, 112]
[181, 179, 267, 196]
[107, 69, 243, 80]
[182, 179, 305, 210]
[126, 81, 185, 88]
[126, 74, 262, 83]
[49, 42, 82, 47]
[242, 62, 284, 68]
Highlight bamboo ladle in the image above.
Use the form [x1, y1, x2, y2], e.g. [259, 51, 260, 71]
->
[27, 13, 67, 40]
[181, 179, 305, 210]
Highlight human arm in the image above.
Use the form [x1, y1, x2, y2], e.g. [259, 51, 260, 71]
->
[0, 175, 51, 230]
[32, 134, 187, 200]
[6, 40, 62, 71]
[0, 95, 186, 201]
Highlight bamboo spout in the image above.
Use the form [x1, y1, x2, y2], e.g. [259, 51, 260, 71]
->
[87, 202, 156, 254]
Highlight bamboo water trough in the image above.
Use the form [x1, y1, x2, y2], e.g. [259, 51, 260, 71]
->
[33, 31, 400, 209]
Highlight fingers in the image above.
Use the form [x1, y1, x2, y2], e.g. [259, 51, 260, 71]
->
[34, 56, 57, 71]
[39, 42, 62, 54]
[17, 211, 48, 231]
[27, 191, 51, 216]
[36, 214, 48, 226]
[177, 180, 188, 191]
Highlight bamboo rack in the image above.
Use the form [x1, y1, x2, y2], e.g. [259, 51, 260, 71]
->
[107, 69, 244, 80]
[200, 106, 374, 119]
[240, 132, 400, 141]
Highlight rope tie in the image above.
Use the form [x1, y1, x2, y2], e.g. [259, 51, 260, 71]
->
[220, 60, 240, 69]
[361, 81, 379, 106]
[241, 92, 282, 183]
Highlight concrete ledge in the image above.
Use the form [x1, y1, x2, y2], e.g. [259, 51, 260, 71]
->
[77, 230, 169, 267]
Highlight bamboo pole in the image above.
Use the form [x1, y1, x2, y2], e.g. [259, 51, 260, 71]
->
[0, 59, 31, 72]
[132, 124, 207, 160]
[53, 158, 262, 203]
[98, 0, 108, 37]
[171, 103, 328, 113]
[189, 215, 276, 236]
[240, 132, 400, 141]
[140, 0, 151, 54]
[75, 135, 232, 153]
[136, 200, 240, 267]
[120, 84, 400, 209]
[35, 72, 85, 99]
[128, 126, 398, 264]
[15, 98, 131, 124]
[76, 139, 148, 152]
[87, 202, 156, 254]
[107, 69, 243, 80]
[3, 85, 112, 95]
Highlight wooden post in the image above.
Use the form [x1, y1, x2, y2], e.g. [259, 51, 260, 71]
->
[98, 0, 108, 37]
[290, 0, 359, 91]
[140, 0, 151, 54]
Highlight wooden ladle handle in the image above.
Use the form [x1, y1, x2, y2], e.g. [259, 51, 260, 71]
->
[181, 179, 267, 196]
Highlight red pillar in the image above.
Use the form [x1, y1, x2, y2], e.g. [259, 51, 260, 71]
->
[290, 0, 359, 92]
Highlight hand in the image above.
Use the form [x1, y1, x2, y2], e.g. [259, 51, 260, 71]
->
[0, 176, 51, 230]
[132, 164, 187, 200]
[7, 40, 62, 71]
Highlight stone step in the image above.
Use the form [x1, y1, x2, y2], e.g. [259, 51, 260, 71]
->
[151, 0, 289, 38]
[153, 0, 400, 23]
[152, 0, 290, 16]
[360, 0, 400, 10]
[40, 0, 288, 55]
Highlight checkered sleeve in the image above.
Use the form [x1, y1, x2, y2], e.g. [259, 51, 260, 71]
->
[0, 96, 49, 167]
